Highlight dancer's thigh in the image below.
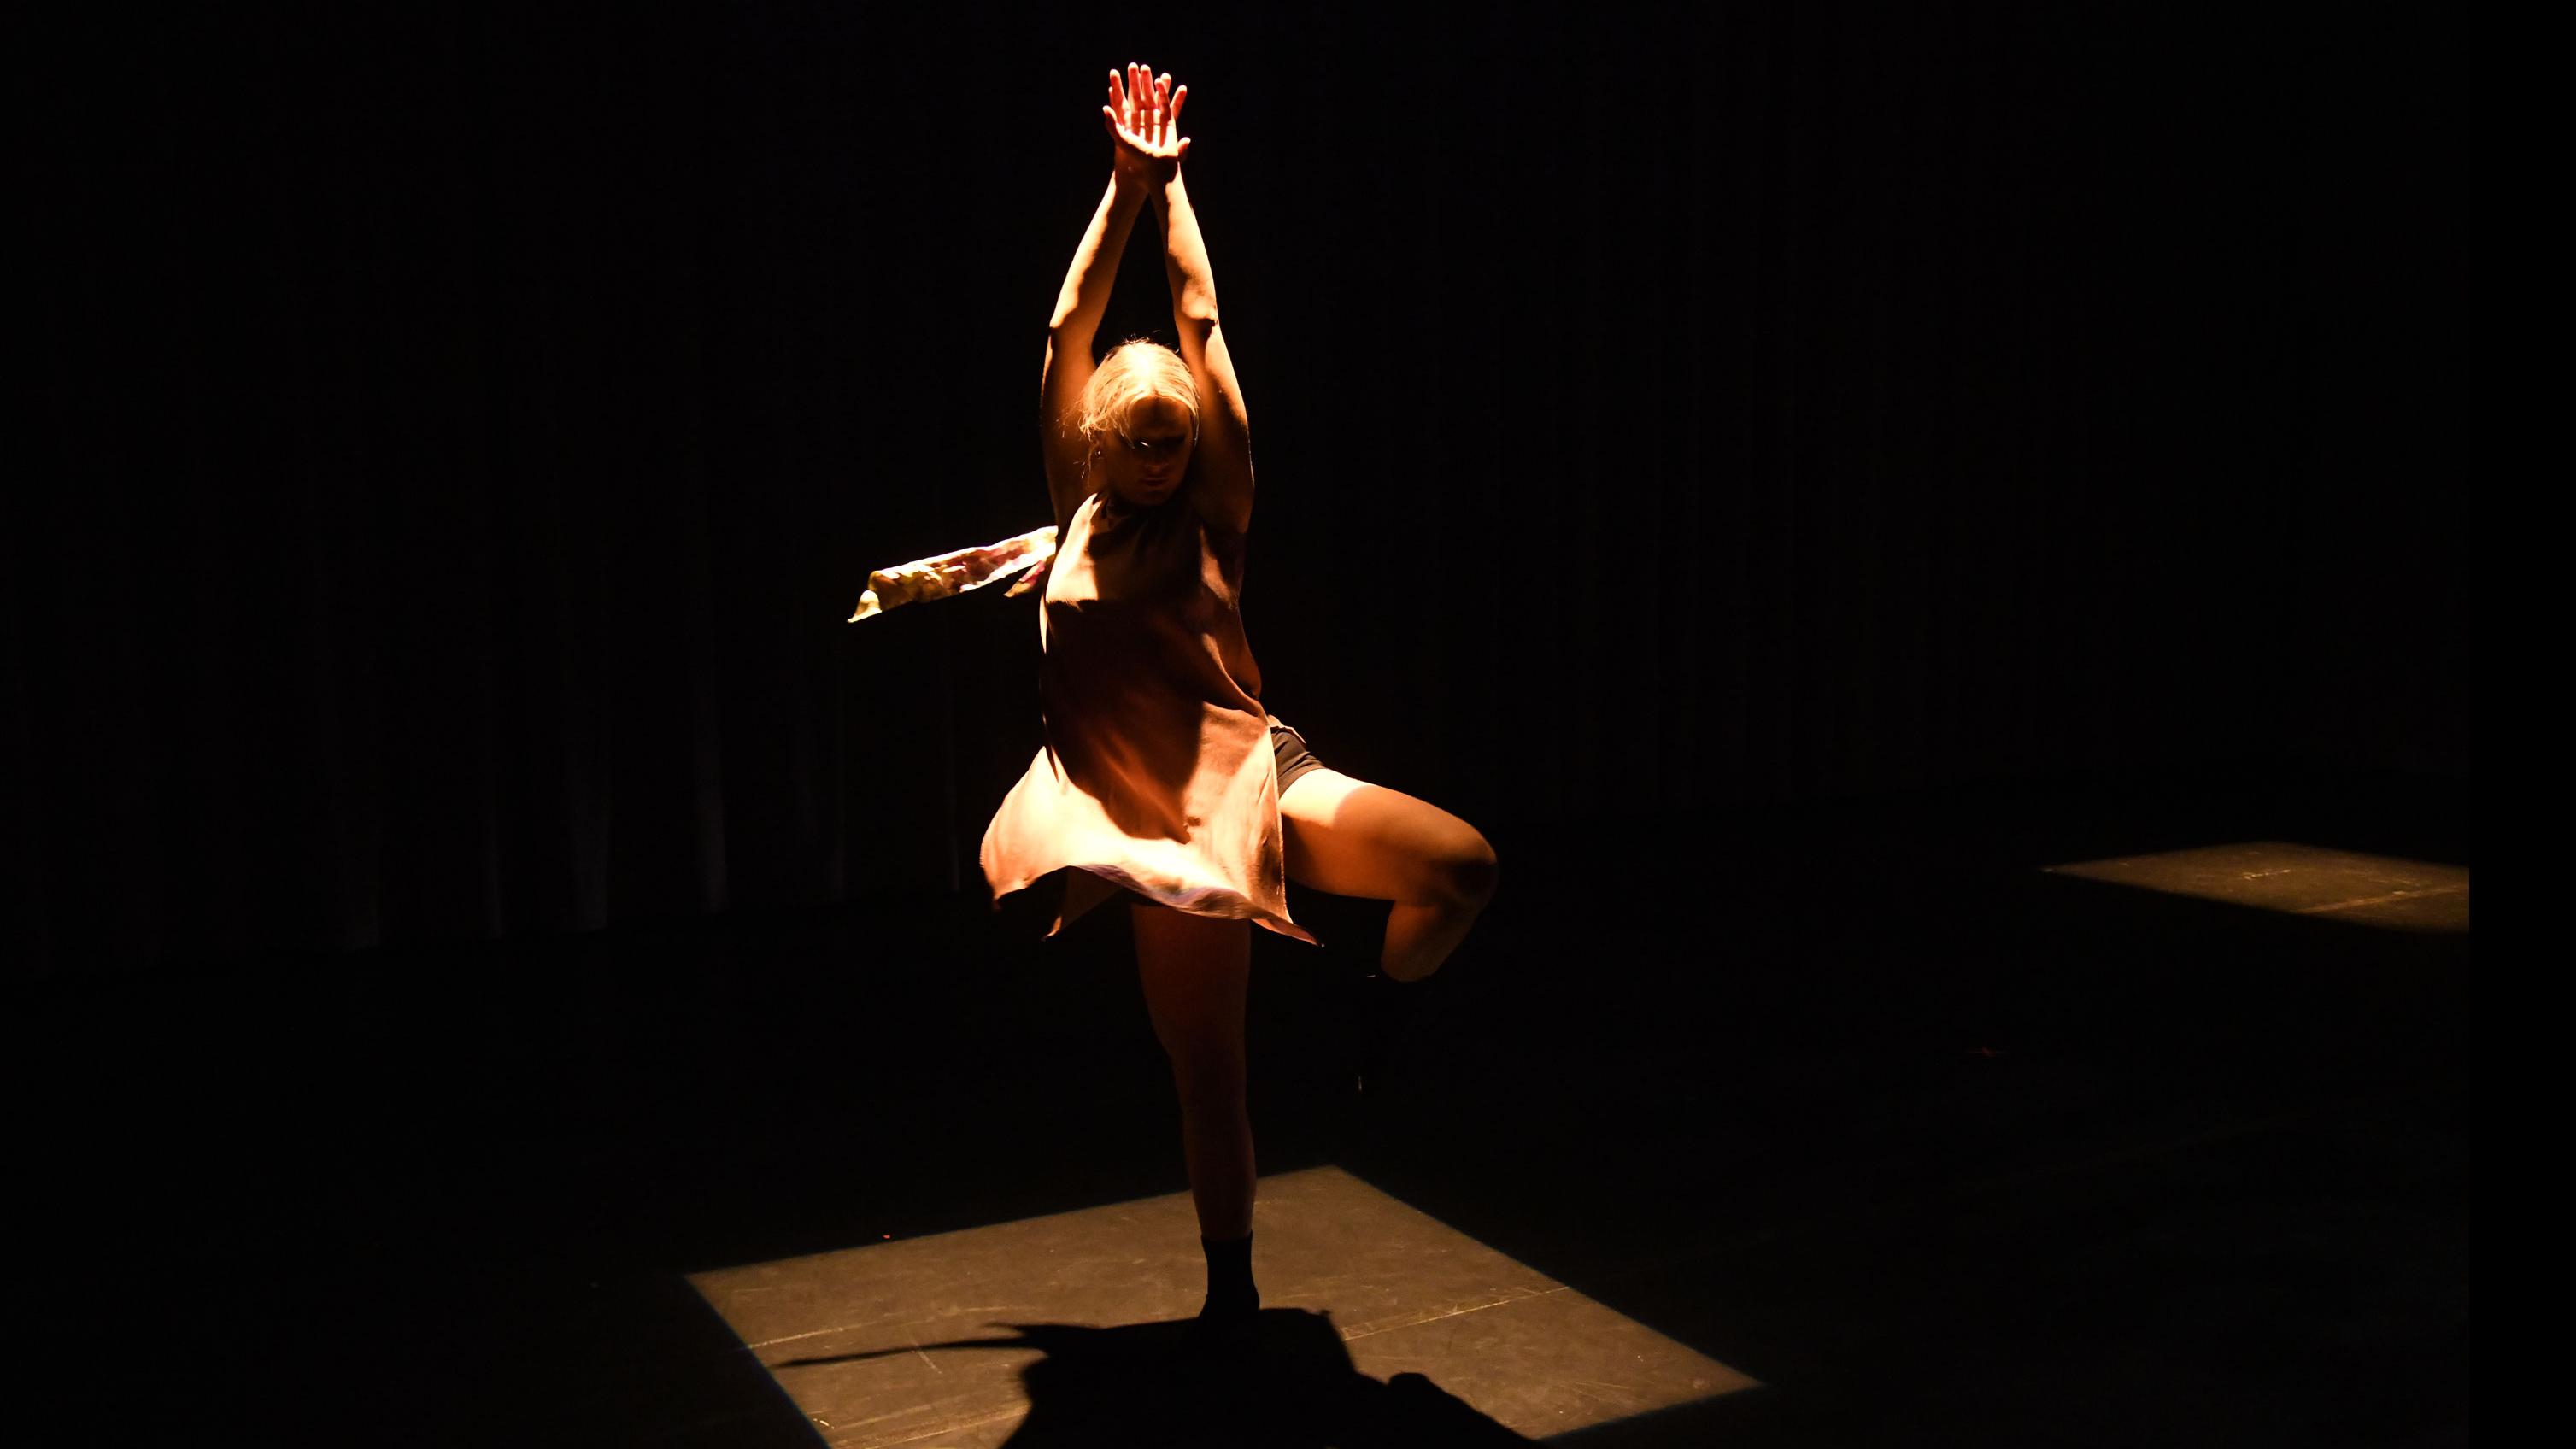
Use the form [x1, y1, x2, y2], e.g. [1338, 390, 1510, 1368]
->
[1130, 901, 1251, 1100]
[1277, 768, 1499, 904]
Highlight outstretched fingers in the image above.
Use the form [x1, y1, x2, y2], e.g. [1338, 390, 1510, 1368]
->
[1101, 62, 1189, 159]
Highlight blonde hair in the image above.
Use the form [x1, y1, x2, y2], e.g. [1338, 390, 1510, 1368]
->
[1077, 339, 1200, 474]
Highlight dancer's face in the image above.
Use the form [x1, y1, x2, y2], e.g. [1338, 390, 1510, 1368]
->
[1101, 395, 1195, 506]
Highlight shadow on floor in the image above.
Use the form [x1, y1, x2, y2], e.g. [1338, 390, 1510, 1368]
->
[778, 1311, 1531, 1446]
[21, 765, 2470, 1446]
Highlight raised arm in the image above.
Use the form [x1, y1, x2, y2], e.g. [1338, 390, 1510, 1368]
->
[1115, 64, 1254, 536]
[1039, 87, 1154, 531]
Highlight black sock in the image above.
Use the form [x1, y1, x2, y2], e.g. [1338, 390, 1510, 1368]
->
[1200, 1231, 1259, 1319]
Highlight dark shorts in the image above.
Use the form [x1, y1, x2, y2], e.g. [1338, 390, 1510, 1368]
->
[1270, 716, 1328, 799]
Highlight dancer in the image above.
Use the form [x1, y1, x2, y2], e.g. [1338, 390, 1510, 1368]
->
[978, 62, 1500, 1342]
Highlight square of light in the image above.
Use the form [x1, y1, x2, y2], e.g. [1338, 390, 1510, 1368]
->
[689, 1164, 1757, 1445]
[2044, 842, 2468, 931]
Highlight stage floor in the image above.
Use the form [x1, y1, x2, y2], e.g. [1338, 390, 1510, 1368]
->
[22, 763, 2470, 1446]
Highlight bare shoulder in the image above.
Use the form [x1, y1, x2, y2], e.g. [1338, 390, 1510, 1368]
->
[1185, 430, 1253, 537]
[1054, 477, 1100, 538]
[1188, 473, 1252, 539]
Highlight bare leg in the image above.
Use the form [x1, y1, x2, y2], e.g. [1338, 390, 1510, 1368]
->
[1380, 882, 1498, 982]
[1130, 900, 1256, 1239]
[1279, 769, 1500, 981]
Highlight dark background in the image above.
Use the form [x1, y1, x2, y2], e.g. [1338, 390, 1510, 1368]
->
[15, 4, 2470, 1445]
[15, 0, 2467, 980]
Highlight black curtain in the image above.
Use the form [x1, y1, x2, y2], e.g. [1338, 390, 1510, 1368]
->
[15, 1, 2467, 979]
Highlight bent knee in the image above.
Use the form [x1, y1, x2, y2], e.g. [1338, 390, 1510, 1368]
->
[1435, 837, 1499, 906]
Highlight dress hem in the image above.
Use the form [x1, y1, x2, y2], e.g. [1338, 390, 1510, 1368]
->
[989, 863, 1320, 947]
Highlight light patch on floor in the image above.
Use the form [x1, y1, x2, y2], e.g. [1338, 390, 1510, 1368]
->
[689, 1164, 1757, 1446]
[2045, 842, 2468, 931]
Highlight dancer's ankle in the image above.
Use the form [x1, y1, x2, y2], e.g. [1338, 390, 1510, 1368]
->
[1198, 1230, 1259, 1319]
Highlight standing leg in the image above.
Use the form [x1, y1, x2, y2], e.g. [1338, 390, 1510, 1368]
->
[1130, 899, 1260, 1322]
